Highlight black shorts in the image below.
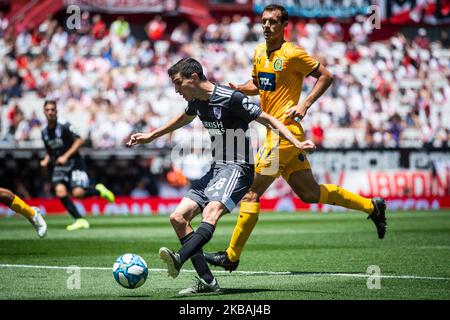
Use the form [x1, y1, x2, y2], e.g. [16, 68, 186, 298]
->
[186, 163, 254, 213]
[51, 164, 89, 189]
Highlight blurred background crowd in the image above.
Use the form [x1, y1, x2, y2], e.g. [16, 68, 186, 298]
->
[0, 0, 449, 198]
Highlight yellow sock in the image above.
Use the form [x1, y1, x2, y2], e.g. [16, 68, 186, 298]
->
[226, 202, 260, 262]
[10, 195, 36, 220]
[319, 184, 374, 214]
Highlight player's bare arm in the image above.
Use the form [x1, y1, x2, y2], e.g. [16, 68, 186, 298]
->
[256, 111, 316, 152]
[127, 112, 196, 146]
[229, 78, 259, 96]
[57, 137, 84, 165]
[285, 64, 334, 120]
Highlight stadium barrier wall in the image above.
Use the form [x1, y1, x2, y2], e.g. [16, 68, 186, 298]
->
[1, 169, 449, 216]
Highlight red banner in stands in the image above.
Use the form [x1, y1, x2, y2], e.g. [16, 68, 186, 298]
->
[0, 195, 449, 216]
[1, 170, 448, 216]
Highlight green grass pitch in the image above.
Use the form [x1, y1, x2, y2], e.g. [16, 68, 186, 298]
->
[0, 210, 449, 300]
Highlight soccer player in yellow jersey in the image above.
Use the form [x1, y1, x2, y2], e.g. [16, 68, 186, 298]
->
[0, 187, 47, 238]
[204, 4, 387, 271]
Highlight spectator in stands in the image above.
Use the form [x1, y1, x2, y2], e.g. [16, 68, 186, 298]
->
[111, 16, 130, 41]
[0, 11, 448, 153]
[146, 15, 166, 42]
[79, 11, 91, 36]
[349, 15, 371, 44]
[0, 11, 8, 36]
[414, 28, 430, 49]
[91, 14, 108, 40]
[311, 119, 324, 148]
[388, 113, 403, 147]
[439, 30, 450, 48]
[229, 14, 250, 42]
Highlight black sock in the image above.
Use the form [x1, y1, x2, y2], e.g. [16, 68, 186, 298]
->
[59, 196, 82, 219]
[180, 232, 214, 284]
[83, 187, 100, 198]
[178, 222, 216, 264]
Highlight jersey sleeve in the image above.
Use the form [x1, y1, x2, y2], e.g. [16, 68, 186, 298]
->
[184, 101, 197, 116]
[291, 46, 320, 77]
[230, 91, 262, 123]
[63, 121, 81, 139]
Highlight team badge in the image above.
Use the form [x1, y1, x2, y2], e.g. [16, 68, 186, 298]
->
[273, 58, 284, 71]
[213, 107, 222, 119]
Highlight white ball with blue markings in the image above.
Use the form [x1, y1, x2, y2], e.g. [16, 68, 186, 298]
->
[113, 253, 148, 289]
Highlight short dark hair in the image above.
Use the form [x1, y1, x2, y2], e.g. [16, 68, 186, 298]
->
[168, 58, 207, 81]
[263, 4, 288, 23]
[43, 100, 57, 108]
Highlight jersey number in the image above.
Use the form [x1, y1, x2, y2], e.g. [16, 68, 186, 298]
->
[207, 178, 227, 191]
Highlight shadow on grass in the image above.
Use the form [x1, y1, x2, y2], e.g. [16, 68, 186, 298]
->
[167, 287, 334, 299]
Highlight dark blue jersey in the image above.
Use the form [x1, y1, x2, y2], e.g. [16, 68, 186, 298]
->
[41, 119, 84, 168]
[185, 84, 262, 167]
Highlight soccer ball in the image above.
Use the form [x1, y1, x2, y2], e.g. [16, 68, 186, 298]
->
[113, 253, 148, 289]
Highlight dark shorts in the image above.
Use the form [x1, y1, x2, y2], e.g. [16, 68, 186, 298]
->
[186, 163, 254, 213]
[51, 164, 89, 189]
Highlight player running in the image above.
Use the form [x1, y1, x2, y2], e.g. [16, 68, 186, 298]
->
[40, 100, 115, 231]
[204, 4, 387, 272]
[127, 57, 316, 294]
[0, 187, 47, 238]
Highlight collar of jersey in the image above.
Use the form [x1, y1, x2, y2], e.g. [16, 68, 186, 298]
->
[265, 40, 286, 58]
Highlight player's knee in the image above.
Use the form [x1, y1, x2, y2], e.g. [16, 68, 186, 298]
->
[202, 202, 225, 225]
[0, 188, 13, 203]
[298, 191, 320, 203]
[241, 190, 259, 203]
[55, 184, 68, 198]
[169, 212, 188, 229]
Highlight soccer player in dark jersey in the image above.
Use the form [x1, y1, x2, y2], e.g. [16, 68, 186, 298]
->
[0, 187, 47, 238]
[40, 100, 115, 231]
[127, 57, 316, 294]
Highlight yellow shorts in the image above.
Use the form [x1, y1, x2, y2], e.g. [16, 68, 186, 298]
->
[255, 124, 311, 180]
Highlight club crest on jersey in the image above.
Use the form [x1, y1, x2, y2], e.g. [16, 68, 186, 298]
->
[273, 58, 284, 71]
[213, 107, 222, 119]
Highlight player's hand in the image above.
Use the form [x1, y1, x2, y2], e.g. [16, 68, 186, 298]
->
[285, 103, 309, 121]
[126, 132, 154, 146]
[228, 82, 239, 90]
[295, 140, 316, 153]
[40, 158, 49, 167]
[56, 156, 68, 165]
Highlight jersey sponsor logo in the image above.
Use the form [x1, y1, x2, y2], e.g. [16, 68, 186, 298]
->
[208, 128, 225, 135]
[213, 107, 222, 120]
[203, 121, 225, 135]
[203, 121, 224, 129]
[258, 72, 276, 92]
[47, 138, 64, 149]
[273, 58, 284, 71]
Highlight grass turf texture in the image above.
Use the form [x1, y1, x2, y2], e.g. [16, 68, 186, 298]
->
[0, 211, 449, 300]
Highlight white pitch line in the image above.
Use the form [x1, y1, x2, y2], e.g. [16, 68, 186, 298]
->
[1, 263, 449, 281]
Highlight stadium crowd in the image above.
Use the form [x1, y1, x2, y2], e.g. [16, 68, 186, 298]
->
[0, 11, 449, 196]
